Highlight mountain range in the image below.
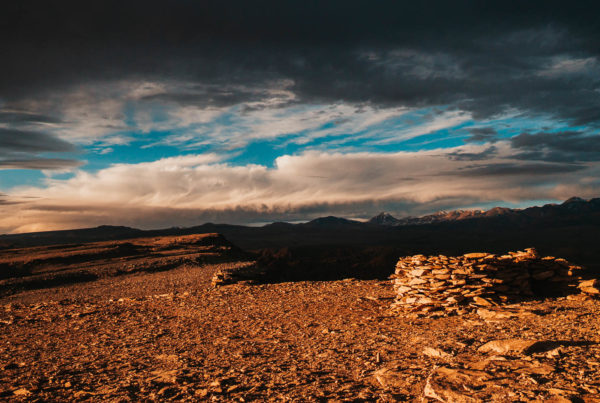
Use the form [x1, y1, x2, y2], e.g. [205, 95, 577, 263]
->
[1, 196, 599, 280]
[0, 196, 597, 246]
[367, 197, 597, 226]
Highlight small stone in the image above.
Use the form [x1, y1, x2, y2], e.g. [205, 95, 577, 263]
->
[423, 347, 453, 359]
[424, 367, 488, 403]
[464, 252, 489, 258]
[74, 391, 91, 398]
[445, 295, 464, 303]
[373, 366, 408, 389]
[580, 286, 600, 295]
[477, 339, 555, 355]
[524, 248, 539, 256]
[579, 279, 599, 289]
[472, 296, 494, 306]
[415, 297, 434, 305]
[546, 347, 562, 359]
[476, 308, 536, 321]
[409, 269, 426, 277]
[195, 389, 209, 398]
[13, 388, 31, 396]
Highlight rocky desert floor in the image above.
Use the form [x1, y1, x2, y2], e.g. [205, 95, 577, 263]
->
[0, 235, 599, 402]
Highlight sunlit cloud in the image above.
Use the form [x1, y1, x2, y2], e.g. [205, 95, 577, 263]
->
[2, 142, 598, 233]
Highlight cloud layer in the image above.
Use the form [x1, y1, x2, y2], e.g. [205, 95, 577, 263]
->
[1, 1, 599, 232]
[3, 144, 598, 233]
[2, 1, 600, 129]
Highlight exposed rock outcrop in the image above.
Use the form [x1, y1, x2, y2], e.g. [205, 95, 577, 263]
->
[211, 262, 265, 286]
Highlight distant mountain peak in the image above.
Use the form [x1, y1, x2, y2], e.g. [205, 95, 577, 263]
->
[367, 196, 594, 227]
[95, 225, 135, 230]
[306, 216, 361, 226]
[562, 196, 586, 204]
[368, 212, 401, 226]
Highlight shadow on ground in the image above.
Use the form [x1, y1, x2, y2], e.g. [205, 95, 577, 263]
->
[255, 246, 403, 282]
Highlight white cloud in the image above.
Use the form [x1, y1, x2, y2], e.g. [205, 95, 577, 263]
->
[140, 101, 410, 152]
[1, 143, 596, 233]
[362, 49, 466, 80]
[228, 103, 408, 145]
[4, 77, 417, 154]
[367, 109, 471, 145]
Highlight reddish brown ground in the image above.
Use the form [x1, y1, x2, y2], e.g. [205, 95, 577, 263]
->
[0, 234, 599, 401]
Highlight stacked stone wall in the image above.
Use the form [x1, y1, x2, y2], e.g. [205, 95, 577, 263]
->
[391, 248, 598, 315]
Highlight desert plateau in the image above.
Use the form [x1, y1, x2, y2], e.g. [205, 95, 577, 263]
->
[1, 200, 600, 401]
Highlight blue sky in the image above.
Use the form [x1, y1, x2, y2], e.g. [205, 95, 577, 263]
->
[1, 92, 598, 235]
[0, 103, 584, 191]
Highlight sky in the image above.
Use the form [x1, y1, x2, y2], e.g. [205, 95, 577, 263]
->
[1, 0, 599, 233]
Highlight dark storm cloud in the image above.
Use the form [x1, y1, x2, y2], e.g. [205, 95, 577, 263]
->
[0, 111, 61, 124]
[459, 162, 585, 176]
[0, 128, 80, 170]
[0, 158, 83, 170]
[465, 128, 499, 143]
[1, 1, 600, 126]
[447, 146, 498, 161]
[0, 128, 76, 154]
[511, 131, 600, 162]
[512, 131, 600, 152]
[139, 84, 293, 109]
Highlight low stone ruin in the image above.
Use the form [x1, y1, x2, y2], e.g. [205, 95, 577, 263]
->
[391, 248, 599, 315]
[211, 261, 265, 286]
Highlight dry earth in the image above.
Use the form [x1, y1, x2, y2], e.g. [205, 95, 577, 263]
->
[0, 234, 599, 402]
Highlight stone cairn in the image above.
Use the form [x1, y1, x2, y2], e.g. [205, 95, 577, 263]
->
[391, 248, 599, 315]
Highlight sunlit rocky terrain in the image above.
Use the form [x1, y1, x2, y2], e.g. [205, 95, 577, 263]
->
[0, 231, 599, 401]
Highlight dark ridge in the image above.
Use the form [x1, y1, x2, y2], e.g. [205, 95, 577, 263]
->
[255, 245, 402, 282]
[0, 197, 599, 276]
[563, 196, 586, 204]
[303, 216, 363, 227]
[0, 225, 144, 249]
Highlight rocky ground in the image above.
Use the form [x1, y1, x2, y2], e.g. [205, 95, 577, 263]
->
[0, 235, 599, 401]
